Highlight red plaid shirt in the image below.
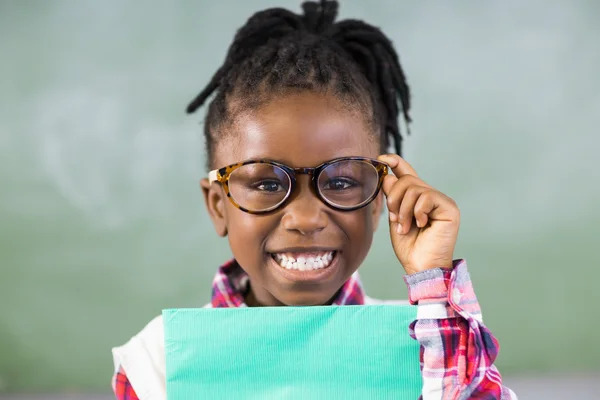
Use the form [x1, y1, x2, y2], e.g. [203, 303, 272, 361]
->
[113, 259, 515, 399]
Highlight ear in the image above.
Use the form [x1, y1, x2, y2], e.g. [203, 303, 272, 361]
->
[371, 191, 385, 232]
[200, 178, 228, 237]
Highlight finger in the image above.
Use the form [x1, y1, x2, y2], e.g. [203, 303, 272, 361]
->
[415, 191, 460, 224]
[383, 175, 424, 223]
[384, 174, 424, 212]
[382, 169, 429, 198]
[378, 154, 420, 179]
[397, 185, 428, 234]
[413, 190, 437, 228]
[381, 174, 398, 198]
[383, 175, 400, 222]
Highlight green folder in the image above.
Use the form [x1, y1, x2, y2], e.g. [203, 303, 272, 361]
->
[163, 305, 422, 399]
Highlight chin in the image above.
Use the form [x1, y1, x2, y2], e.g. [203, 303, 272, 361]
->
[278, 290, 339, 306]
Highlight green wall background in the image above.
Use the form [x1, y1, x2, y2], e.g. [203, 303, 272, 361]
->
[1, 0, 598, 392]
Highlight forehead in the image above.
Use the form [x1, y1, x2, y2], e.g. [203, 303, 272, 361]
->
[217, 92, 378, 168]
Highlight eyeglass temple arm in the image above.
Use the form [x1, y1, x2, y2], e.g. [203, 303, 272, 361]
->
[208, 169, 219, 183]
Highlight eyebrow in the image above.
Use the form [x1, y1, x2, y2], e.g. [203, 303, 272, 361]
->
[237, 156, 288, 165]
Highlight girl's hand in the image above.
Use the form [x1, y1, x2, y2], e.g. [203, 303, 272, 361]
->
[378, 154, 460, 275]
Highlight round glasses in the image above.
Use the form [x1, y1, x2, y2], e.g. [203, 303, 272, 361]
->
[208, 157, 389, 214]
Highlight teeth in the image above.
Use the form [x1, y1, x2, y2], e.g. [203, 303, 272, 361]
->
[273, 251, 335, 271]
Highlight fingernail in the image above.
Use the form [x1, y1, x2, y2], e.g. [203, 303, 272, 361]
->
[389, 212, 397, 222]
[396, 224, 403, 234]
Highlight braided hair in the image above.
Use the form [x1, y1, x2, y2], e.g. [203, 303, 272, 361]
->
[187, 0, 412, 170]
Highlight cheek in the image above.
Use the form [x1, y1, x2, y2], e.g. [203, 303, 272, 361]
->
[226, 209, 275, 257]
[338, 207, 376, 250]
[336, 210, 376, 276]
[359, 203, 378, 230]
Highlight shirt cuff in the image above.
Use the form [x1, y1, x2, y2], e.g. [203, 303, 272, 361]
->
[403, 259, 483, 321]
[403, 261, 454, 305]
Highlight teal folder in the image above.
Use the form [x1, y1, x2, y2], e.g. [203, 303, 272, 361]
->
[163, 305, 422, 399]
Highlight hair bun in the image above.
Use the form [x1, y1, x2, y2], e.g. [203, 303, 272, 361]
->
[301, 0, 339, 34]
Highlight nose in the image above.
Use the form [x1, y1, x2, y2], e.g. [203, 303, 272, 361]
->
[281, 176, 328, 236]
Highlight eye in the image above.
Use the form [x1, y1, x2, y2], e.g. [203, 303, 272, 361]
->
[322, 177, 358, 190]
[253, 180, 286, 192]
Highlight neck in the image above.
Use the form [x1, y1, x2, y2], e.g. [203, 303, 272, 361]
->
[244, 284, 342, 307]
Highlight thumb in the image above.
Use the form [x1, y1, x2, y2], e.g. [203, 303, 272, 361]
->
[378, 154, 420, 178]
[378, 154, 401, 171]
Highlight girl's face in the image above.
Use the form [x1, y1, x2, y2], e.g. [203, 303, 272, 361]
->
[201, 92, 384, 306]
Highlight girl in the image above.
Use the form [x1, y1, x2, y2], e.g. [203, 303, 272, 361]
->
[112, 1, 516, 398]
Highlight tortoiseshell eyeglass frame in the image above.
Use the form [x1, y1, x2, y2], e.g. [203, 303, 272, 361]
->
[208, 156, 389, 215]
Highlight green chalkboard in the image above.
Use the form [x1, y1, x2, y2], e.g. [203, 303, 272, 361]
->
[1, 0, 599, 392]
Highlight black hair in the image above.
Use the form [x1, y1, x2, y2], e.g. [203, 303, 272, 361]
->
[186, 0, 412, 170]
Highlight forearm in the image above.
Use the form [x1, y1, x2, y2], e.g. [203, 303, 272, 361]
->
[404, 260, 517, 399]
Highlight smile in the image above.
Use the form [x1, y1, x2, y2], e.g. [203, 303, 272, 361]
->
[271, 251, 336, 271]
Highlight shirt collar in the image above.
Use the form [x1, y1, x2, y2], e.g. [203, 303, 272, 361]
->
[210, 259, 365, 307]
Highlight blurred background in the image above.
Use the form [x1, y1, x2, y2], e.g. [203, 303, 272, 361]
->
[1, 0, 599, 398]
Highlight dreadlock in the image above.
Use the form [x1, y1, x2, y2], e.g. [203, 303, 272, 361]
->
[187, 0, 411, 170]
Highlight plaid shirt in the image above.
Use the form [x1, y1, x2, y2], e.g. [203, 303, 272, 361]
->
[113, 259, 516, 399]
